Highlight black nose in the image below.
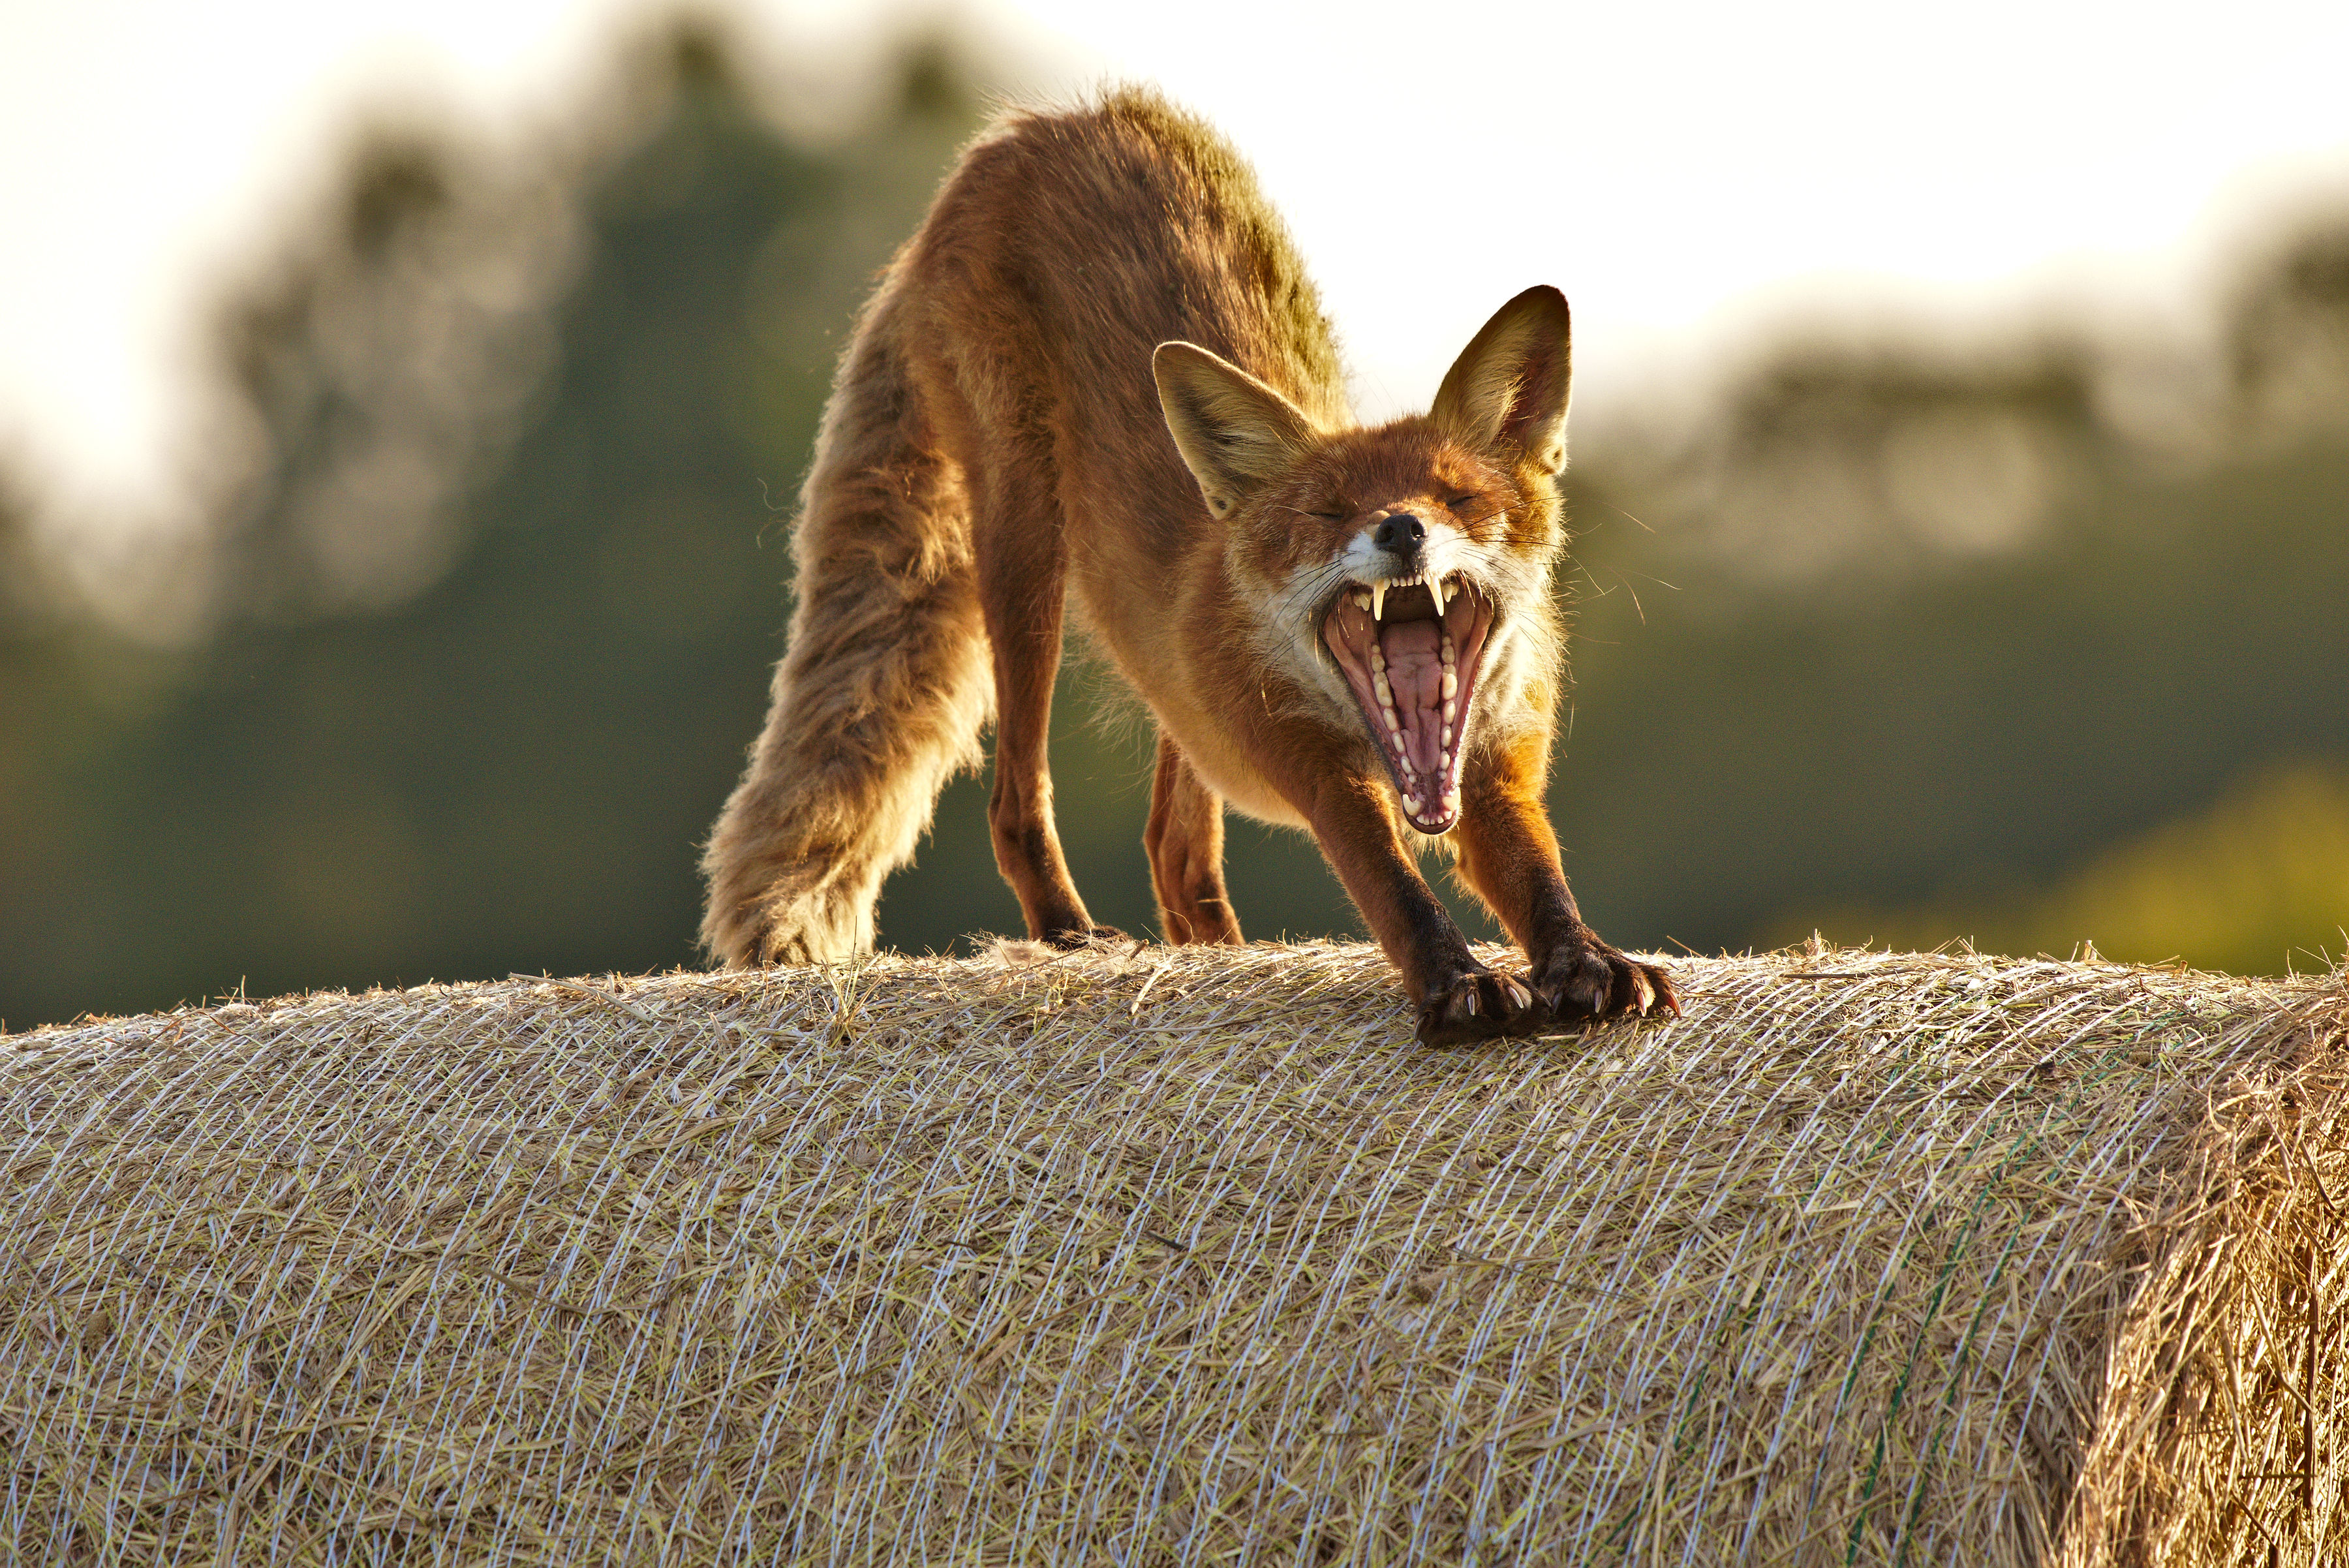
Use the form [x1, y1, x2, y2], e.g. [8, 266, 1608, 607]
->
[1374, 512, 1426, 557]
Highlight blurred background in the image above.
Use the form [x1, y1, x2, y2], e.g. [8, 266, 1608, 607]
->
[3, 1, 2346, 1028]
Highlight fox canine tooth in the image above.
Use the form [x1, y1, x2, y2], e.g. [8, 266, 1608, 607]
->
[1430, 575, 1448, 615]
[1371, 581, 1386, 621]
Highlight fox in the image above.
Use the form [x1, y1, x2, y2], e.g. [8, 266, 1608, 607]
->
[701, 88, 1677, 1043]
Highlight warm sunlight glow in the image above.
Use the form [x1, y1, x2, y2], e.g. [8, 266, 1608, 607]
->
[3, 0, 2347, 522]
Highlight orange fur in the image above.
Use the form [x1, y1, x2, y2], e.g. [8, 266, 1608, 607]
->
[702, 89, 1674, 1041]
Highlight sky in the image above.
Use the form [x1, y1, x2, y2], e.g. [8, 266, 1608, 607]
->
[3, 0, 2348, 530]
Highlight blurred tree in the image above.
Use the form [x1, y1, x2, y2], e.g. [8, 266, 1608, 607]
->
[2231, 208, 2349, 443]
[0, 463, 44, 632]
[1789, 764, 2349, 976]
[0, 468, 62, 1008]
[1, 22, 993, 1023]
[205, 129, 576, 623]
[1550, 234, 2349, 966]
[5, 22, 2346, 1028]
[1614, 340, 2107, 588]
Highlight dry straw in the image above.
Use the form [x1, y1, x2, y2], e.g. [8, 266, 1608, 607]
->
[2, 941, 2343, 1565]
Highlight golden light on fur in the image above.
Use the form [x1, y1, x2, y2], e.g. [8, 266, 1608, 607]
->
[700, 89, 1670, 1044]
[4, 945, 2342, 1561]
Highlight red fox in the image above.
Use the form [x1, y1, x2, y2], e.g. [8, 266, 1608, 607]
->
[702, 89, 1676, 1043]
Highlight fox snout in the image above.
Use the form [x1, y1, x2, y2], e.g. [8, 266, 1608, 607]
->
[1341, 512, 1465, 593]
[1372, 511, 1428, 561]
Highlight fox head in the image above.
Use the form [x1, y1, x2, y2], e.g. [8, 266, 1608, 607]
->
[1153, 286, 1573, 837]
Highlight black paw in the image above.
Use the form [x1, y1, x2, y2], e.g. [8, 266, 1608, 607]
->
[1415, 969, 1535, 1046]
[1528, 931, 1680, 1030]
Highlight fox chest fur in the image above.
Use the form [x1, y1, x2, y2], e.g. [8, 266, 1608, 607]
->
[703, 88, 1675, 1043]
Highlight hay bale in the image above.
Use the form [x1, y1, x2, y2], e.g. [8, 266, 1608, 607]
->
[1, 943, 2341, 1564]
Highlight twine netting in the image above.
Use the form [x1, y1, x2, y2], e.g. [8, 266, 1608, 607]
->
[3, 942, 2342, 1565]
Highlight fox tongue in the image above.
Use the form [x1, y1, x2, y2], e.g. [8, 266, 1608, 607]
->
[1379, 619, 1446, 785]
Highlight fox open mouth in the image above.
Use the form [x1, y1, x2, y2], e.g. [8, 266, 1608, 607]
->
[1321, 573, 1494, 835]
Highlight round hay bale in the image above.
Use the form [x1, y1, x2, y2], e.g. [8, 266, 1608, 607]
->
[2, 944, 2342, 1564]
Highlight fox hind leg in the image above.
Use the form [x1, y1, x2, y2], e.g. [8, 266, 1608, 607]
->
[1145, 734, 1244, 945]
[970, 443, 1118, 947]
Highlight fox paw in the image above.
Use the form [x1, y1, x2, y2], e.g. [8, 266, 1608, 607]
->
[1528, 932, 1679, 1030]
[1415, 970, 1535, 1046]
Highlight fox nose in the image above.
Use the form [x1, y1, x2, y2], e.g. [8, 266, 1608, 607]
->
[1374, 512, 1426, 558]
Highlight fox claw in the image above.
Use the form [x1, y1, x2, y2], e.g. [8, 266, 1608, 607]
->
[1529, 932, 1679, 1030]
[1415, 970, 1536, 1046]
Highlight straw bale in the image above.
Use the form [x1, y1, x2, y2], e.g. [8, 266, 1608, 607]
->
[2, 942, 2342, 1565]
[2059, 1020, 2349, 1567]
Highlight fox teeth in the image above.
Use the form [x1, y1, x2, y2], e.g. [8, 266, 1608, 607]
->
[1441, 668, 1457, 701]
[1430, 575, 1449, 615]
[1352, 589, 1372, 613]
[1370, 581, 1386, 621]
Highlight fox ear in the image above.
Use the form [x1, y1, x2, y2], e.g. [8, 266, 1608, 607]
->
[1431, 285, 1573, 474]
[1153, 341, 1317, 518]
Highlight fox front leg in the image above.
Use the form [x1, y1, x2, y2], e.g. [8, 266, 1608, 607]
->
[1293, 770, 1536, 1044]
[1449, 738, 1679, 1030]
